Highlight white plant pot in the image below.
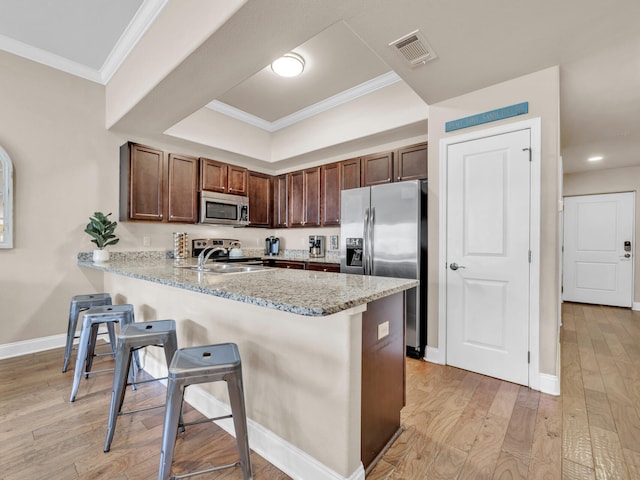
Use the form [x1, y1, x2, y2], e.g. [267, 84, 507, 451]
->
[93, 249, 110, 263]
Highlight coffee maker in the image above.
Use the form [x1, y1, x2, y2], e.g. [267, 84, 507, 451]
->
[265, 236, 280, 256]
[308, 235, 325, 258]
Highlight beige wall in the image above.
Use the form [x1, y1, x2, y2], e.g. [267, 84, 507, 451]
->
[564, 165, 640, 304]
[427, 67, 562, 376]
[0, 51, 122, 345]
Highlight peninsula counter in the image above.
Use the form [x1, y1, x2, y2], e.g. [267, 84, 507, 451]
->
[78, 253, 417, 480]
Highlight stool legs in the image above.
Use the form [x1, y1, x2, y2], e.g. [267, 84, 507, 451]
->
[62, 294, 112, 373]
[104, 320, 179, 453]
[69, 317, 94, 402]
[227, 370, 252, 480]
[158, 379, 186, 480]
[69, 305, 134, 403]
[158, 343, 252, 480]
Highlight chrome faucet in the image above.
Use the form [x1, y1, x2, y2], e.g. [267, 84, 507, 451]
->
[197, 246, 227, 269]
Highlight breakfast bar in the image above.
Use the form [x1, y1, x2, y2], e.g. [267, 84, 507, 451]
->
[78, 252, 417, 480]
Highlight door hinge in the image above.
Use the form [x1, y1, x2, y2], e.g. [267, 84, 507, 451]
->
[528, 250, 532, 263]
[528, 351, 531, 364]
[522, 147, 532, 162]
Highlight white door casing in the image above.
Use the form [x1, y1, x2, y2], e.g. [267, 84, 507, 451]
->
[563, 192, 635, 307]
[436, 118, 541, 391]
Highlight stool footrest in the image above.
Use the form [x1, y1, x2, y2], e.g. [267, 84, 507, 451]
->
[119, 404, 164, 416]
[173, 461, 239, 479]
[181, 414, 232, 428]
[126, 376, 167, 387]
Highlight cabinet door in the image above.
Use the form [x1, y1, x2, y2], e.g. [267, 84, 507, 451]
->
[321, 162, 341, 226]
[273, 174, 289, 228]
[288, 170, 305, 227]
[121, 143, 165, 221]
[303, 166, 321, 227]
[167, 154, 198, 223]
[274, 261, 306, 270]
[395, 142, 427, 182]
[362, 151, 394, 186]
[341, 157, 361, 190]
[248, 171, 272, 227]
[306, 262, 340, 272]
[228, 165, 248, 196]
[200, 158, 227, 193]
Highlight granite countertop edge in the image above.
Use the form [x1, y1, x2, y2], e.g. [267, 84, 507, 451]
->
[77, 253, 416, 317]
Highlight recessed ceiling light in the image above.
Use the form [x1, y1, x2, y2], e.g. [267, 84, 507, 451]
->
[588, 156, 604, 162]
[271, 53, 305, 77]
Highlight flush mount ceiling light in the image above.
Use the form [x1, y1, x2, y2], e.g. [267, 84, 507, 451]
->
[271, 52, 305, 77]
[588, 155, 604, 162]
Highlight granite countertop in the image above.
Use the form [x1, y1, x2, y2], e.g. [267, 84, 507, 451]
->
[77, 252, 417, 317]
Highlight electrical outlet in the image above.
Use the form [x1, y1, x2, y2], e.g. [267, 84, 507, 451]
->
[143, 235, 151, 247]
[377, 321, 389, 340]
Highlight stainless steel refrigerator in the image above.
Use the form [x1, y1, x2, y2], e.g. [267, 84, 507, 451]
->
[340, 179, 427, 358]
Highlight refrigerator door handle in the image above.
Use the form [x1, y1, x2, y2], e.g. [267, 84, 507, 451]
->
[363, 207, 370, 275]
[369, 207, 375, 274]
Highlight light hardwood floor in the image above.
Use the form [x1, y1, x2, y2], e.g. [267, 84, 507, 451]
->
[1, 302, 639, 479]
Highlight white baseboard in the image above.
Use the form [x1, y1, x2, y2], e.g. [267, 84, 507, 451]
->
[633, 302, 640, 311]
[0, 329, 112, 360]
[0, 333, 67, 359]
[538, 373, 560, 396]
[425, 346, 445, 364]
[143, 353, 365, 480]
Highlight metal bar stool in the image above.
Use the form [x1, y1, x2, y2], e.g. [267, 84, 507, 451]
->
[62, 293, 113, 373]
[69, 304, 135, 402]
[158, 343, 252, 480]
[104, 319, 179, 452]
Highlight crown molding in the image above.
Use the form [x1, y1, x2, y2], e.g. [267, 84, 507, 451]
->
[0, 33, 103, 83]
[0, 0, 167, 85]
[206, 71, 402, 132]
[100, 0, 168, 84]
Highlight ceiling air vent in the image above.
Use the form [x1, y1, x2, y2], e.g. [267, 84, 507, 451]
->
[389, 30, 437, 67]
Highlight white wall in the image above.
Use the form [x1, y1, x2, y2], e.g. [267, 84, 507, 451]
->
[427, 66, 561, 376]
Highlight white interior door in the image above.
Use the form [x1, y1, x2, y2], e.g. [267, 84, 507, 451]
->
[446, 129, 531, 386]
[563, 192, 634, 307]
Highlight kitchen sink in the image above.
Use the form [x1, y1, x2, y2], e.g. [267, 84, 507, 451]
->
[175, 263, 268, 274]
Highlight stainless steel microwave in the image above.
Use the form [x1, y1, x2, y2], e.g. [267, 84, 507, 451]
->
[199, 191, 249, 226]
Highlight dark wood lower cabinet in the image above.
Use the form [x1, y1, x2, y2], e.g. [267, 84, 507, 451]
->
[361, 292, 405, 472]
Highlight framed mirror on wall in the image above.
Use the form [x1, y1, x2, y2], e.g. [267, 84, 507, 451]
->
[0, 145, 14, 248]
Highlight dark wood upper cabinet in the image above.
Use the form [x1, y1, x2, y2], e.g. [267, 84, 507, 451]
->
[361, 151, 394, 187]
[120, 142, 166, 222]
[167, 153, 198, 223]
[321, 162, 341, 226]
[289, 167, 321, 227]
[120, 143, 197, 224]
[395, 142, 427, 182]
[341, 157, 361, 190]
[228, 164, 248, 195]
[200, 158, 248, 196]
[247, 171, 272, 227]
[199, 158, 227, 193]
[273, 174, 289, 228]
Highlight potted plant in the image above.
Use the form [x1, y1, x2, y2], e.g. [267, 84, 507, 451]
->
[85, 211, 119, 263]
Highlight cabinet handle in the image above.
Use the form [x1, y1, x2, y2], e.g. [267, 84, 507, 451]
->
[397, 176, 400, 180]
[386, 178, 390, 182]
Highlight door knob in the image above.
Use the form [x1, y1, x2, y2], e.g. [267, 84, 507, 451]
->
[450, 263, 466, 270]
[624, 253, 631, 258]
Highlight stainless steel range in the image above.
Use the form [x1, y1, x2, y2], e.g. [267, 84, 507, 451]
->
[191, 238, 262, 264]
